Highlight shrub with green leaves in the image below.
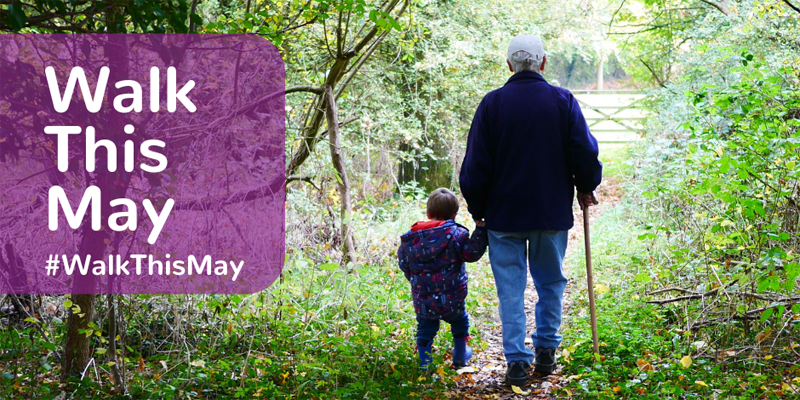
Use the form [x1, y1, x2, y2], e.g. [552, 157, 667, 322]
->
[634, 4, 800, 367]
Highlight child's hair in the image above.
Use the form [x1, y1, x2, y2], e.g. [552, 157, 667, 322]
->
[427, 188, 459, 220]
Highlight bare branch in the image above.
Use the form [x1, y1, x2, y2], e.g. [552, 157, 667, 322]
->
[640, 59, 666, 88]
[277, 17, 317, 34]
[336, 30, 391, 100]
[172, 175, 284, 211]
[646, 287, 699, 296]
[783, 0, 800, 14]
[646, 290, 719, 305]
[286, 175, 320, 190]
[324, 84, 355, 263]
[205, 86, 323, 131]
[608, 0, 628, 30]
[318, 116, 359, 139]
[287, 85, 325, 95]
[646, 280, 737, 305]
[689, 298, 800, 330]
[698, 0, 730, 15]
[189, 0, 200, 32]
[172, 100, 346, 213]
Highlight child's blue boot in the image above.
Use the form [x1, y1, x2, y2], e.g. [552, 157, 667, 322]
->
[452, 336, 472, 368]
[417, 340, 433, 371]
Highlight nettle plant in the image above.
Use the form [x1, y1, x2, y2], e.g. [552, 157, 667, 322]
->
[641, 46, 800, 346]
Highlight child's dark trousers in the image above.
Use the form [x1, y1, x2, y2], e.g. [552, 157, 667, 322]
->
[416, 310, 469, 346]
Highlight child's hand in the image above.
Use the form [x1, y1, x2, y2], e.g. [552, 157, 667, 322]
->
[475, 219, 485, 227]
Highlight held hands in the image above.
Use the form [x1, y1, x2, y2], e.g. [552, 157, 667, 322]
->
[475, 219, 485, 227]
[577, 191, 599, 211]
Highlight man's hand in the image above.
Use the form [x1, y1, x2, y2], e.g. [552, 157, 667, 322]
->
[577, 191, 599, 211]
[475, 219, 486, 227]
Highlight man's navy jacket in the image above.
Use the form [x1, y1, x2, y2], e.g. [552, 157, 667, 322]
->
[459, 71, 603, 232]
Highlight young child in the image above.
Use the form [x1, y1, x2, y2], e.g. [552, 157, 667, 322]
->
[398, 188, 488, 370]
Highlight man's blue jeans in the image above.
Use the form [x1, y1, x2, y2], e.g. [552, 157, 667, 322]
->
[416, 310, 470, 346]
[488, 230, 568, 364]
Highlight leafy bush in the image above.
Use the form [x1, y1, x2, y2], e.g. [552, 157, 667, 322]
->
[632, 2, 800, 369]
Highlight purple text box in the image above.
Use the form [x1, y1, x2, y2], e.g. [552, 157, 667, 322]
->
[0, 34, 285, 294]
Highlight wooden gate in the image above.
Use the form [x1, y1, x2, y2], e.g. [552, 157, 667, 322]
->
[572, 90, 647, 143]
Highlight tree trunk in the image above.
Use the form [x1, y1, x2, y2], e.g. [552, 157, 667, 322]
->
[597, 53, 604, 91]
[564, 56, 577, 88]
[62, 33, 130, 382]
[1, 243, 34, 316]
[63, 227, 112, 378]
[107, 294, 125, 393]
[62, 293, 96, 379]
[324, 85, 355, 264]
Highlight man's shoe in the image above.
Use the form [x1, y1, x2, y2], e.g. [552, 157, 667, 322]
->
[505, 360, 529, 387]
[534, 348, 557, 375]
[452, 336, 473, 368]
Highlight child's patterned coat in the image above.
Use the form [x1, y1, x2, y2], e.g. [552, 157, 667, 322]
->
[398, 220, 488, 319]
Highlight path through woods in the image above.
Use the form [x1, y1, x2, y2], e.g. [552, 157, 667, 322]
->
[445, 158, 625, 399]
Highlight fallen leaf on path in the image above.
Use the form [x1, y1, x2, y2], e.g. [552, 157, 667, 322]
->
[456, 366, 475, 374]
[482, 364, 502, 372]
[679, 355, 692, 369]
[512, 386, 530, 395]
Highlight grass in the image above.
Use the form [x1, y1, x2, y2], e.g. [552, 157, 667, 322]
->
[0, 142, 646, 399]
[1, 189, 503, 399]
[8, 142, 796, 399]
[2, 259, 454, 399]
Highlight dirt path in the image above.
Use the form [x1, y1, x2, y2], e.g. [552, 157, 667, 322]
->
[446, 177, 623, 399]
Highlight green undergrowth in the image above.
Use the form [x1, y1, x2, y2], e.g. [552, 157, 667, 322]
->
[1, 196, 500, 399]
[558, 147, 800, 399]
[597, 143, 635, 182]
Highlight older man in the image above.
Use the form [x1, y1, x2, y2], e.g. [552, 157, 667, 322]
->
[459, 34, 602, 386]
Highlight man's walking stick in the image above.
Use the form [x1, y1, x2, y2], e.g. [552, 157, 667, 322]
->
[583, 207, 600, 355]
